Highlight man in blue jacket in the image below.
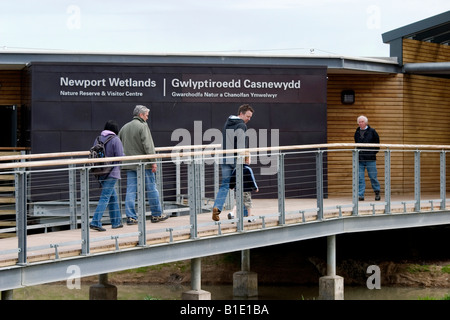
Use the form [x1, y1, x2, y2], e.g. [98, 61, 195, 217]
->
[354, 115, 381, 201]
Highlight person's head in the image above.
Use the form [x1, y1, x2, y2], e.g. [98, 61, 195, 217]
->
[238, 104, 254, 123]
[357, 115, 368, 129]
[133, 105, 150, 121]
[104, 120, 119, 134]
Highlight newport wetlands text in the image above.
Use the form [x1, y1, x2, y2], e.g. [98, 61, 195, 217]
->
[60, 77, 156, 88]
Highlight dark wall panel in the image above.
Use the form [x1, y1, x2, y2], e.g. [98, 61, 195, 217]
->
[28, 62, 327, 198]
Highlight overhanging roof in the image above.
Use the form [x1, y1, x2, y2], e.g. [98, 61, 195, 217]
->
[382, 11, 450, 45]
[0, 50, 400, 74]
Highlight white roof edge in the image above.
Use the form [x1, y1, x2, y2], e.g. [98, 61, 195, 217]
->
[0, 48, 399, 65]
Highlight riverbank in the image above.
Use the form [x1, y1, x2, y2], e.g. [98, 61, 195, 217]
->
[98, 254, 450, 288]
[87, 226, 450, 288]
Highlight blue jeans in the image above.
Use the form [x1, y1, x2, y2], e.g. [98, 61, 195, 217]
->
[359, 161, 380, 197]
[125, 169, 162, 219]
[213, 163, 248, 216]
[91, 177, 122, 228]
[213, 164, 234, 212]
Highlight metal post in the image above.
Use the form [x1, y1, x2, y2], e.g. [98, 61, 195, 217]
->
[176, 156, 181, 204]
[277, 153, 285, 225]
[214, 153, 219, 200]
[69, 164, 77, 229]
[235, 155, 244, 232]
[440, 150, 446, 210]
[316, 151, 324, 221]
[137, 163, 146, 246]
[187, 157, 200, 239]
[155, 158, 164, 212]
[79, 168, 90, 255]
[384, 149, 391, 213]
[15, 169, 27, 264]
[327, 235, 336, 276]
[414, 150, 421, 212]
[352, 150, 359, 216]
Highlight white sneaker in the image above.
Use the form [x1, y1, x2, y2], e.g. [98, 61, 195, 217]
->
[227, 212, 234, 219]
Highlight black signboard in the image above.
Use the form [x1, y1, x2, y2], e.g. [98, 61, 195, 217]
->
[29, 62, 327, 198]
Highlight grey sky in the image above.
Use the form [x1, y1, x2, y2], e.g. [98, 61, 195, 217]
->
[0, 0, 448, 57]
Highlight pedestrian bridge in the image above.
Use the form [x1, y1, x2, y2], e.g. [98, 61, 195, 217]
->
[0, 143, 450, 295]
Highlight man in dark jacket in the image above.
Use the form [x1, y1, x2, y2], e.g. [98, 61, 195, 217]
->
[354, 115, 381, 201]
[212, 104, 254, 221]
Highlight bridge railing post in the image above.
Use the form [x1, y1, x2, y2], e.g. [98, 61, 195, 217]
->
[68, 163, 77, 229]
[414, 150, 421, 212]
[15, 168, 27, 264]
[155, 158, 164, 214]
[384, 149, 391, 214]
[235, 154, 244, 232]
[187, 156, 200, 239]
[277, 153, 285, 226]
[440, 150, 446, 210]
[137, 163, 147, 246]
[79, 167, 90, 255]
[352, 149, 359, 216]
[316, 150, 324, 221]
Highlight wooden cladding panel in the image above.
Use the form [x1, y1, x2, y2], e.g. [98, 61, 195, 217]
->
[403, 39, 450, 63]
[327, 73, 450, 197]
[327, 74, 404, 196]
[403, 75, 450, 145]
[0, 71, 22, 105]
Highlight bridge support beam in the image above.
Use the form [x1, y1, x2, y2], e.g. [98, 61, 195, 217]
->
[233, 249, 258, 298]
[318, 235, 344, 300]
[89, 273, 117, 300]
[182, 258, 211, 300]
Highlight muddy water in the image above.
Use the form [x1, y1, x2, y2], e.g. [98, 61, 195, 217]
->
[12, 283, 450, 300]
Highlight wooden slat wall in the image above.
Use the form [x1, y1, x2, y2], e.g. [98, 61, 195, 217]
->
[0, 71, 22, 105]
[327, 72, 450, 197]
[402, 74, 450, 193]
[403, 39, 450, 63]
[327, 74, 405, 197]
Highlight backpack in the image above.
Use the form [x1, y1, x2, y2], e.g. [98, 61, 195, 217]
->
[89, 135, 115, 177]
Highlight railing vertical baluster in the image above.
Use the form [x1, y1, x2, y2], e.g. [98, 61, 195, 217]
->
[176, 156, 181, 204]
[384, 149, 391, 214]
[79, 168, 90, 255]
[352, 149, 359, 216]
[278, 153, 285, 225]
[156, 158, 164, 213]
[200, 155, 205, 204]
[187, 156, 201, 239]
[440, 150, 446, 210]
[68, 164, 77, 229]
[316, 150, 324, 221]
[15, 168, 27, 265]
[414, 150, 421, 212]
[137, 163, 147, 246]
[236, 155, 244, 232]
[214, 153, 219, 199]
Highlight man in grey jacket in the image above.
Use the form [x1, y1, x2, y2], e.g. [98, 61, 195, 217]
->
[119, 105, 169, 224]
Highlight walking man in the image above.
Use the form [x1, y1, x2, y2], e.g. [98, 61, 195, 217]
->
[119, 105, 169, 224]
[212, 104, 254, 221]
